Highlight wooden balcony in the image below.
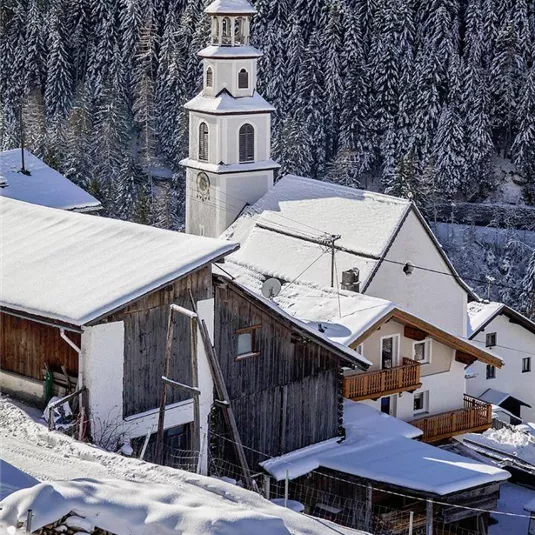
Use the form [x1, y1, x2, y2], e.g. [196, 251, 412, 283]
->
[343, 358, 422, 401]
[409, 395, 493, 443]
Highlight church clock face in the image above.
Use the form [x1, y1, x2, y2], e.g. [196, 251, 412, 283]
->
[196, 172, 210, 201]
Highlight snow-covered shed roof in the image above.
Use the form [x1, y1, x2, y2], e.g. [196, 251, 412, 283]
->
[216, 260, 503, 367]
[185, 91, 273, 115]
[261, 413, 510, 496]
[0, 149, 101, 212]
[467, 301, 535, 338]
[0, 459, 39, 501]
[0, 198, 238, 326]
[222, 175, 476, 296]
[478, 388, 531, 409]
[205, 0, 257, 15]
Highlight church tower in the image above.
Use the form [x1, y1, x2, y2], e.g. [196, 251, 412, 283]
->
[181, 0, 279, 238]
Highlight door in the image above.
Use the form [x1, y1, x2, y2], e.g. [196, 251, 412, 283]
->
[381, 335, 399, 369]
[380, 395, 396, 416]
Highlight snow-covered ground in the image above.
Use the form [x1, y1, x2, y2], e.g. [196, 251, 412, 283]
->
[489, 483, 535, 535]
[464, 427, 535, 466]
[0, 397, 365, 534]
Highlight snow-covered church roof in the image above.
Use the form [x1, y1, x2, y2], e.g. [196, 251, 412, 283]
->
[0, 197, 238, 326]
[222, 175, 411, 289]
[0, 149, 101, 212]
[205, 0, 257, 15]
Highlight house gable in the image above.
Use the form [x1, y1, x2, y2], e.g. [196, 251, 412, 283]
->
[365, 208, 469, 336]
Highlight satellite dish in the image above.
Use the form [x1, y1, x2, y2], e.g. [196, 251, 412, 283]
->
[261, 278, 282, 299]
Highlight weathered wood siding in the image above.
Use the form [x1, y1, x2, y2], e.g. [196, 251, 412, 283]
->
[0, 312, 79, 380]
[213, 283, 342, 468]
[102, 266, 212, 418]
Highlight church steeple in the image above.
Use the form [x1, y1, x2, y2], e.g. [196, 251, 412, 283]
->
[181, 0, 279, 239]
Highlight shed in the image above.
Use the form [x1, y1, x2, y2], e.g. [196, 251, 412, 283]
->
[478, 388, 531, 419]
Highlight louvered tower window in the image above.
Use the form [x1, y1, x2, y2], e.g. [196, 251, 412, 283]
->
[199, 122, 209, 161]
[238, 69, 249, 89]
[222, 17, 231, 45]
[206, 67, 213, 87]
[239, 124, 255, 162]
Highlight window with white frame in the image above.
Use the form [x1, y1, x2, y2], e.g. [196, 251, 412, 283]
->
[206, 67, 213, 88]
[486, 332, 497, 347]
[235, 324, 261, 360]
[413, 339, 431, 364]
[238, 68, 249, 89]
[356, 344, 364, 356]
[198, 122, 209, 161]
[486, 364, 496, 379]
[413, 391, 429, 415]
[239, 123, 255, 162]
[522, 357, 531, 373]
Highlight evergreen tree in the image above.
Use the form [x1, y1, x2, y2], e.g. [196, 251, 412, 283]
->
[520, 251, 535, 319]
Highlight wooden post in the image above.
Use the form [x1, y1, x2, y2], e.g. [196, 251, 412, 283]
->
[263, 474, 271, 500]
[190, 314, 201, 460]
[328, 234, 341, 288]
[25, 510, 32, 533]
[284, 470, 289, 508]
[408, 510, 414, 535]
[155, 307, 176, 465]
[426, 499, 433, 535]
[364, 484, 372, 531]
[198, 318, 254, 490]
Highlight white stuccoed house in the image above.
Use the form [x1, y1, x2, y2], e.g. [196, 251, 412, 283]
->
[465, 301, 535, 422]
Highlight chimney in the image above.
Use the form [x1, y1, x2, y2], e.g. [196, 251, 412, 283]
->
[341, 268, 360, 293]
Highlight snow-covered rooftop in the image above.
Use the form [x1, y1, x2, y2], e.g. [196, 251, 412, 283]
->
[199, 45, 263, 59]
[262, 406, 510, 496]
[185, 91, 274, 115]
[222, 175, 410, 289]
[217, 261, 503, 367]
[0, 149, 101, 212]
[205, 0, 257, 15]
[0, 460, 39, 501]
[478, 388, 531, 408]
[467, 301, 504, 337]
[343, 400, 423, 440]
[0, 197, 238, 326]
[180, 158, 280, 175]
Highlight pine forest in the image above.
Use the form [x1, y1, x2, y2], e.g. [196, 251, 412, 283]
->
[1, 0, 534, 316]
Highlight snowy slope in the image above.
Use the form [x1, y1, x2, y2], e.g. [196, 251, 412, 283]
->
[0, 398, 366, 535]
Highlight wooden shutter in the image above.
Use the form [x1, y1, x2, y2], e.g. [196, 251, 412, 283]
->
[239, 124, 254, 162]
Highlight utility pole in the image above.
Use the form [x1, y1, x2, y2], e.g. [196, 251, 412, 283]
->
[328, 234, 341, 288]
[19, 104, 30, 176]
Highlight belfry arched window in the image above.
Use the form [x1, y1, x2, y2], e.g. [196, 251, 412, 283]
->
[199, 122, 209, 161]
[238, 68, 249, 89]
[206, 67, 213, 88]
[235, 17, 245, 45]
[239, 123, 255, 162]
[222, 17, 231, 45]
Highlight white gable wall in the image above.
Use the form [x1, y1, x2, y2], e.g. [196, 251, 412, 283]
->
[466, 314, 535, 422]
[365, 210, 468, 336]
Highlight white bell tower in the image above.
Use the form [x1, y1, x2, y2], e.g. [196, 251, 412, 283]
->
[181, 0, 279, 238]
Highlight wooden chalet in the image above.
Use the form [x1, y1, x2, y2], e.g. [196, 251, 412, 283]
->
[0, 197, 237, 465]
[210, 270, 370, 470]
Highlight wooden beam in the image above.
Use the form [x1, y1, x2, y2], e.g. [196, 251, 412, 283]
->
[404, 325, 428, 341]
[456, 351, 477, 366]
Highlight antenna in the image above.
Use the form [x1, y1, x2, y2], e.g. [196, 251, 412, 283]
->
[261, 278, 281, 299]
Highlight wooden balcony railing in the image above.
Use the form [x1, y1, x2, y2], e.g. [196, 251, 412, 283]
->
[343, 358, 422, 401]
[409, 395, 493, 443]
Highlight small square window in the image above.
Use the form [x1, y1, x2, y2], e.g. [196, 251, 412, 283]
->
[235, 325, 260, 360]
[486, 364, 496, 379]
[486, 333, 497, 347]
[413, 391, 429, 415]
[522, 357, 531, 373]
[413, 340, 431, 364]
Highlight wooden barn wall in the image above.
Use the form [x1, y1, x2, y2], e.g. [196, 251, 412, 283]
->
[0, 312, 79, 380]
[213, 283, 342, 468]
[103, 266, 212, 418]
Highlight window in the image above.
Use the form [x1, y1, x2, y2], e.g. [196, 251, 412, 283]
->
[235, 17, 245, 44]
[198, 122, 209, 161]
[413, 339, 431, 364]
[486, 364, 496, 379]
[380, 335, 399, 370]
[239, 123, 255, 162]
[222, 17, 231, 45]
[522, 357, 531, 373]
[235, 324, 261, 360]
[486, 332, 497, 347]
[356, 344, 364, 356]
[413, 391, 429, 415]
[206, 67, 213, 88]
[238, 68, 249, 89]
